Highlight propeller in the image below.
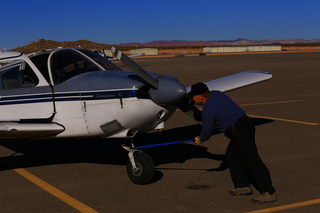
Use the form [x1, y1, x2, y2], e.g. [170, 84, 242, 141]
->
[111, 48, 186, 102]
[111, 47, 201, 122]
[110, 47, 202, 122]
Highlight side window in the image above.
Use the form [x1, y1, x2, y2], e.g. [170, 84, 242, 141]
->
[0, 61, 39, 90]
[1, 64, 20, 90]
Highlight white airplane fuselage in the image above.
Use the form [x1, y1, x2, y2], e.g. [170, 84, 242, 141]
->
[0, 74, 176, 139]
[0, 48, 179, 139]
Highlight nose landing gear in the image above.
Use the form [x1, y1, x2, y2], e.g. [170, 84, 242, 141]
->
[122, 138, 193, 184]
[122, 139, 155, 185]
[127, 151, 155, 184]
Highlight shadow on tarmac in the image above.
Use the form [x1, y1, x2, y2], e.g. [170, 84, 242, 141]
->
[0, 118, 273, 182]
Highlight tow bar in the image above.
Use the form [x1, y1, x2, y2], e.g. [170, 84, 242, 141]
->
[122, 139, 194, 184]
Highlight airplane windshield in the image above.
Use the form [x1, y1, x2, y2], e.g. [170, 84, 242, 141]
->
[50, 49, 119, 84]
[78, 49, 121, 71]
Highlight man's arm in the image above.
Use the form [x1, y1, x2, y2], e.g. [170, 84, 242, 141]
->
[199, 104, 216, 141]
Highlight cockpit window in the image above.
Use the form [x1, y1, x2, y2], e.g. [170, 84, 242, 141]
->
[50, 49, 104, 84]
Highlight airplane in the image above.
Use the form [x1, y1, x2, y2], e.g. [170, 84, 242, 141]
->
[0, 47, 272, 184]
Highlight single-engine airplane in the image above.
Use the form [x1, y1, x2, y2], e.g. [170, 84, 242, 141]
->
[0, 47, 272, 184]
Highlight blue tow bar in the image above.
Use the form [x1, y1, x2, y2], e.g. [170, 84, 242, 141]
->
[133, 139, 194, 150]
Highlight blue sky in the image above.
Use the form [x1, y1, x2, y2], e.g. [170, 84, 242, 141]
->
[2, 0, 320, 50]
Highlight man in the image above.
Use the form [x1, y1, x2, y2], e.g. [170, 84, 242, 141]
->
[188, 82, 276, 204]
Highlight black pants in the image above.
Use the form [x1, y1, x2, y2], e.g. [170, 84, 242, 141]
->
[225, 115, 275, 194]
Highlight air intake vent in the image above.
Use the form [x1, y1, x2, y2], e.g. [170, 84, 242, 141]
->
[136, 85, 151, 99]
[100, 120, 125, 136]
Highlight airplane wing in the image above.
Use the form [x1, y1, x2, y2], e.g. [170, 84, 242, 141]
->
[0, 122, 64, 139]
[186, 70, 272, 93]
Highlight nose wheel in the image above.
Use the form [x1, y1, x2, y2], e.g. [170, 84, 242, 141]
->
[122, 138, 193, 184]
[126, 151, 155, 184]
[123, 139, 155, 185]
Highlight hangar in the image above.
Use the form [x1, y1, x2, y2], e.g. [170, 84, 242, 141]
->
[130, 48, 158, 56]
[203, 45, 281, 53]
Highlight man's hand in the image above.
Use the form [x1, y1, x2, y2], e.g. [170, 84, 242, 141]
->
[194, 136, 203, 145]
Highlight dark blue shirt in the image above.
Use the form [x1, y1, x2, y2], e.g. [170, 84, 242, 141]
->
[199, 91, 245, 141]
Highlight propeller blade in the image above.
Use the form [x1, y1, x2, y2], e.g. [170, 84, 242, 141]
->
[111, 47, 159, 89]
[175, 98, 202, 123]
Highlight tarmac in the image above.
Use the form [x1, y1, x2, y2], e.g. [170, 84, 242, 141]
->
[0, 51, 319, 212]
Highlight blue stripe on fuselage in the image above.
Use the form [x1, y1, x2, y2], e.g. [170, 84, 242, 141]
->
[0, 89, 137, 105]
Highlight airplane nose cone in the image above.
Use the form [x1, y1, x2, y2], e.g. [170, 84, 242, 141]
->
[149, 76, 186, 105]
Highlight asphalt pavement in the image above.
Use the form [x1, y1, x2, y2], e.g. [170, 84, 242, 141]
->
[0, 51, 319, 212]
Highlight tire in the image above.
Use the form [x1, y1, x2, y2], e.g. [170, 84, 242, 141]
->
[126, 152, 155, 185]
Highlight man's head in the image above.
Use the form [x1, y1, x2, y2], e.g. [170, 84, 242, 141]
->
[187, 82, 210, 105]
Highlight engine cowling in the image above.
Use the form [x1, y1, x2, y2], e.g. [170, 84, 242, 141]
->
[149, 76, 186, 105]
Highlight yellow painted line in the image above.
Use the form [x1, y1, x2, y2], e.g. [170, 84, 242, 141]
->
[176, 100, 302, 112]
[1, 159, 99, 213]
[239, 100, 302, 107]
[245, 198, 320, 213]
[248, 114, 319, 126]
[176, 100, 318, 126]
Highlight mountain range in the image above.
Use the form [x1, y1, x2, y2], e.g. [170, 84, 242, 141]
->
[12, 38, 320, 53]
[116, 38, 320, 47]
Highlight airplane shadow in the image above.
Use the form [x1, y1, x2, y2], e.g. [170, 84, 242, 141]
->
[0, 118, 273, 183]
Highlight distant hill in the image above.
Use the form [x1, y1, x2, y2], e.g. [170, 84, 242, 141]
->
[117, 38, 320, 47]
[12, 39, 113, 54]
[11, 38, 320, 53]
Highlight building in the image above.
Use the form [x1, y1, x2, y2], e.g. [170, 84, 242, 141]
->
[130, 48, 158, 56]
[203, 45, 281, 53]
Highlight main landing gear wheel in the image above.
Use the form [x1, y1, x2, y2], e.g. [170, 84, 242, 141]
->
[126, 152, 155, 185]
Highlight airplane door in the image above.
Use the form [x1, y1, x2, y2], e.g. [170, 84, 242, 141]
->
[0, 61, 54, 121]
